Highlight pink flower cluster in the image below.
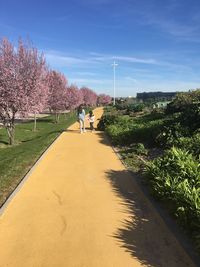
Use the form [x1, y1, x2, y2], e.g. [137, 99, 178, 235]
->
[97, 94, 112, 105]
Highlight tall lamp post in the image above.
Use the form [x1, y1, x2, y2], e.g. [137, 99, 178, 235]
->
[112, 61, 118, 105]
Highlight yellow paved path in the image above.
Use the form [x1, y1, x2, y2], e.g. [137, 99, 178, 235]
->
[0, 108, 196, 267]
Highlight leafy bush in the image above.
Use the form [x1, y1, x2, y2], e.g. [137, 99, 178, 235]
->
[120, 145, 147, 171]
[177, 133, 200, 158]
[180, 103, 200, 131]
[166, 89, 200, 114]
[156, 123, 189, 148]
[103, 112, 166, 146]
[145, 147, 200, 249]
[97, 113, 118, 131]
[131, 143, 148, 156]
[115, 103, 146, 112]
[127, 103, 145, 113]
[115, 103, 128, 110]
[166, 90, 200, 133]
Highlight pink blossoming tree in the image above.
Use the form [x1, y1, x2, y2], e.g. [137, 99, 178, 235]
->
[0, 38, 48, 144]
[17, 40, 49, 131]
[47, 70, 68, 123]
[65, 84, 83, 111]
[97, 94, 112, 106]
[80, 87, 97, 107]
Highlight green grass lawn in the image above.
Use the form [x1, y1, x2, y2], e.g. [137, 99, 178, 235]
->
[0, 112, 77, 207]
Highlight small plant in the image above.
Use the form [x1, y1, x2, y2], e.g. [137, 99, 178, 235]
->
[130, 143, 148, 156]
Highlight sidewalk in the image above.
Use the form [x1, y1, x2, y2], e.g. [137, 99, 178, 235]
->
[0, 107, 196, 267]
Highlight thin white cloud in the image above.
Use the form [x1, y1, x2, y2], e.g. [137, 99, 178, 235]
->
[75, 71, 97, 76]
[115, 56, 157, 64]
[69, 78, 112, 85]
[89, 52, 159, 65]
[45, 51, 97, 67]
[45, 50, 161, 69]
[124, 77, 138, 83]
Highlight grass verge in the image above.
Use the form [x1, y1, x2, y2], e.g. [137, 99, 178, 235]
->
[0, 112, 76, 207]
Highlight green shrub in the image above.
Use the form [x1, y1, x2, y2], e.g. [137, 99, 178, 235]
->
[177, 133, 200, 158]
[97, 113, 118, 131]
[104, 113, 165, 146]
[156, 123, 189, 148]
[180, 103, 200, 131]
[127, 103, 145, 113]
[145, 147, 200, 249]
[166, 90, 200, 131]
[131, 143, 148, 156]
[166, 89, 200, 114]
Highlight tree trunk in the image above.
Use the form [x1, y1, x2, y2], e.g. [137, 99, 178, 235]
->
[64, 112, 68, 119]
[55, 113, 60, 123]
[33, 112, 37, 131]
[69, 110, 73, 117]
[6, 125, 15, 145]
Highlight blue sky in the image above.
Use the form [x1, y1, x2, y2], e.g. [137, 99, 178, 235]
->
[1, 0, 200, 96]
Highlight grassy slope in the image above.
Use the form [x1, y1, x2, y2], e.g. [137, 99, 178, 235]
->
[0, 113, 76, 207]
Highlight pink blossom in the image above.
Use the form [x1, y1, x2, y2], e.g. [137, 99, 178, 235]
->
[47, 70, 68, 121]
[80, 87, 97, 106]
[97, 94, 112, 105]
[66, 84, 83, 110]
[0, 38, 48, 143]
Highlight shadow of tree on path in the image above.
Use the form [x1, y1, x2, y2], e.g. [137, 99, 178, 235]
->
[95, 131, 112, 147]
[105, 170, 195, 267]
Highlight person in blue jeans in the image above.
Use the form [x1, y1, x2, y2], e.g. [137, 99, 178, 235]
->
[77, 105, 86, 133]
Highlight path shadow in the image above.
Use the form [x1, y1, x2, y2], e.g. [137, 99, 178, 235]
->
[95, 131, 112, 147]
[0, 133, 9, 145]
[0, 140, 9, 145]
[14, 117, 57, 125]
[105, 170, 196, 267]
[65, 129, 80, 133]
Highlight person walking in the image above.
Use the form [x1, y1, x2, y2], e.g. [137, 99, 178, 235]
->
[77, 105, 86, 133]
[88, 110, 95, 132]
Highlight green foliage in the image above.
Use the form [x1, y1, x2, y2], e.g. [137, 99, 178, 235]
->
[115, 103, 146, 113]
[177, 133, 200, 158]
[97, 113, 118, 131]
[180, 103, 200, 131]
[115, 103, 128, 110]
[127, 103, 145, 112]
[166, 90, 200, 134]
[156, 123, 189, 148]
[120, 145, 146, 172]
[166, 89, 200, 114]
[131, 143, 148, 156]
[106, 114, 166, 146]
[145, 147, 200, 249]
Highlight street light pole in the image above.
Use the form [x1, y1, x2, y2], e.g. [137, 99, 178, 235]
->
[112, 61, 118, 106]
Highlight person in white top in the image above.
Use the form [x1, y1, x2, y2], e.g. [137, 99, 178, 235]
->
[88, 110, 95, 132]
[77, 105, 86, 133]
